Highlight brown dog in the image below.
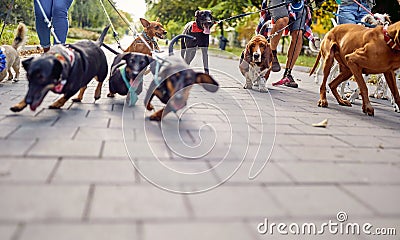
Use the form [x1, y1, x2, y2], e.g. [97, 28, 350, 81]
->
[239, 35, 272, 92]
[310, 21, 400, 116]
[124, 18, 167, 56]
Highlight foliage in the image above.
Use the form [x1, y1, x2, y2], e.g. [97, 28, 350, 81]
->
[311, 0, 338, 35]
[0, 0, 35, 26]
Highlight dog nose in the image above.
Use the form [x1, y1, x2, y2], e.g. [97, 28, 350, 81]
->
[163, 31, 167, 35]
[254, 53, 260, 59]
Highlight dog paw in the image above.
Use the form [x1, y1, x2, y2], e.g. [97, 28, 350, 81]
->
[10, 106, 23, 112]
[363, 105, 374, 116]
[107, 93, 115, 98]
[318, 99, 328, 108]
[94, 96, 100, 101]
[149, 115, 161, 121]
[339, 100, 352, 107]
[146, 103, 154, 111]
[48, 105, 61, 109]
[71, 98, 82, 103]
[243, 84, 252, 89]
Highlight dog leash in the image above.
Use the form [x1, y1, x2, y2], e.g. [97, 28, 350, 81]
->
[35, 0, 61, 44]
[119, 65, 142, 106]
[215, 0, 299, 24]
[0, 0, 14, 40]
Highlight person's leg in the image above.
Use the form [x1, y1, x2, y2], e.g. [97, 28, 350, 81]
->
[34, 0, 53, 50]
[268, 0, 290, 72]
[337, 3, 358, 24]
[355, 3, 371, 23]
[286, 30, 303, 70]
[52, 0, 73, 44]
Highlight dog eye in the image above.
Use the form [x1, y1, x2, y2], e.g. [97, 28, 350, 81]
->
[155, 26, 159, 30]
[260, 44, 265, 48]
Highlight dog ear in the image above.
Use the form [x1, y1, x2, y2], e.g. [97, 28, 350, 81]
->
[121, 52, 133, 61]
[244, 43, 252, 63]
[22, 57, 34, 71]
[195, 73, 219, 92]
[145, 55, 154, 65]
[195, 10, 199, 17]
[140, 18, 150, 28]
[262, 44, 273, 67]
[384, 14, 392, 24]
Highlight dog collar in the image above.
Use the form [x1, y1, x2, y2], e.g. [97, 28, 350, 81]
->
[383, 25, 400, 51]
[142, 31, 159, 51]
[191, 22, 203, 33]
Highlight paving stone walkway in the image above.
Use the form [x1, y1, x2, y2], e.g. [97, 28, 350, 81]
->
[0, 43, 399, 239]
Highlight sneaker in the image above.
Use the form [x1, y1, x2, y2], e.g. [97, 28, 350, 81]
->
[271, 55, 281, 72]
[284, 74, 298, 88]
[272, 74, 298, 88]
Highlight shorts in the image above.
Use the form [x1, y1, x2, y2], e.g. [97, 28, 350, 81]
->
[268, 0, 307, 32]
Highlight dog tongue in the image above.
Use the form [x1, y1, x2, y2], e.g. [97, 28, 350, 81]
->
[203, 26, 211, 34]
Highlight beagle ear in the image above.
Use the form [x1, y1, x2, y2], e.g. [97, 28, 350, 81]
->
[195, 73, 219, 92]
[22, 57, 34, 71]
[244, 43, 252, 62]
[140, 18, 150, 28]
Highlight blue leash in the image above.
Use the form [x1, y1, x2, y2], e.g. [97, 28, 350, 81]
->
[0, 47, 6, 72]
[119, 65, 142, 107]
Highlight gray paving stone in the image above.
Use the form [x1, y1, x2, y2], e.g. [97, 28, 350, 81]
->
[335, 135, 386, 148]
[90, 185, 188, 219]
[0, 139, 36, 157]
[8, 126, 77, 140]
[0, 126, 18, 138]
[217, 161, 293, 184]
[52, 159, 135, 183]
[341, 186, 400, 216]
[339, 163, 400, 183]
[0, 225, 17, 240]
[143, 222, 253, 240]
[74, 127, 129, 141]
[266, 186, 373, 217]
[276, 162, 363, 184]
[19, 223, 137, 240]
[0, 158, 56, 182]
[102, 141, 130, 159]
[27, 140, 103, 158]
[0, 185, 88, 220]
[187, 185, 287, 218]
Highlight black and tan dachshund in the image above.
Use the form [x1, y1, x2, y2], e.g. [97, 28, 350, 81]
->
[181, 10, 214, 74]
[145, 34, 219, 121]
[107, 52, 153, 99]
[10, 26, 111, 112]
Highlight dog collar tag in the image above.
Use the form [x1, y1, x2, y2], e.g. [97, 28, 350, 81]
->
[54, 79, 67, 93]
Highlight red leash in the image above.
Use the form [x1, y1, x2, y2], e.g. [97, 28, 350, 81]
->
[352, 0, 374, 16]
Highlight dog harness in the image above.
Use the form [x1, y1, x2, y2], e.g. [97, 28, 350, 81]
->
[0, 47, 6, 73]
[52, 47, 76, 93]
[191, 22, 204, 33]
[383, 25, 400, 51]
[119, 65, 142, 107]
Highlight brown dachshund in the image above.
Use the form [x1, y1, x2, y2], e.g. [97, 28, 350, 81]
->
[124, 18, 167, 56]
[310, 21, 400, 116]
[239, 35, 272, 92]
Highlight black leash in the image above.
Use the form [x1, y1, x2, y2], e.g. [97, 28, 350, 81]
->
[0, 0, 14, 40]
[216, 0, 298, 23]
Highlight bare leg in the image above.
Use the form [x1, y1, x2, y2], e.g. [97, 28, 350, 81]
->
[286, 30, 303, 70]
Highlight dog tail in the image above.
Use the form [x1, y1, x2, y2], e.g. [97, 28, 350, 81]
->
[168, 34, 196, 55]
[309, 52, 321, 76]
[12, 23, 27, 50]
[96, 25, 111, 46]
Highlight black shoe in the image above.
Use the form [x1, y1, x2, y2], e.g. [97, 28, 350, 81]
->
[284, 74, 298, 88]
[271, 56, 281, 72]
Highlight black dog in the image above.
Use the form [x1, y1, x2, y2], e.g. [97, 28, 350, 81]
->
[181, 10, 214, 74]
[107, 52, 153, 100]
[10, 26, 110, 112]
[145, 34, 219, 121]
